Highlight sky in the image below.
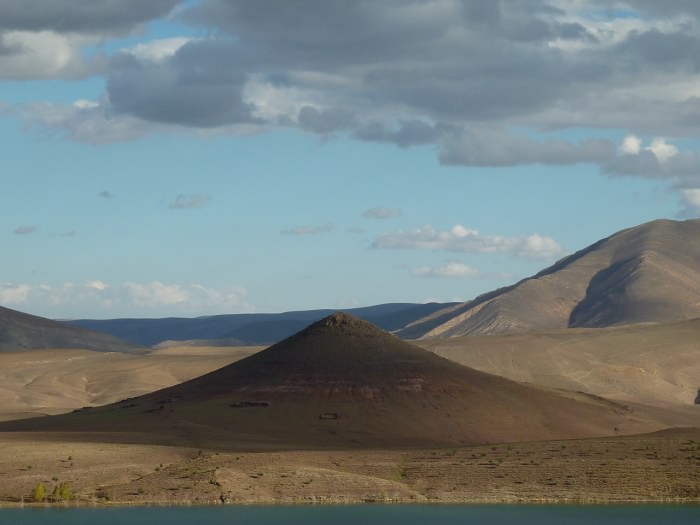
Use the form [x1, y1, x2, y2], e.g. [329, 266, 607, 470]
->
[1, 0, 699, 319]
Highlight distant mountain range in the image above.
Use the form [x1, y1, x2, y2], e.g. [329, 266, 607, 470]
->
[0, 305, 141, 353]
[5, 217, 700, 351]
[398, 218, 700, 339]
[63, 302, 457, 347]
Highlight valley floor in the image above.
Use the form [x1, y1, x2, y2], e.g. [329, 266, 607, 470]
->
[1, 428, 699, 506]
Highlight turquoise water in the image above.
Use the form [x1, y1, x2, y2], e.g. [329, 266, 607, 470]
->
[1, 505, 699, 525]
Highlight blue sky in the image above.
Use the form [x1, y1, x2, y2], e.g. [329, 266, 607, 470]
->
[0, 1, 696, 318]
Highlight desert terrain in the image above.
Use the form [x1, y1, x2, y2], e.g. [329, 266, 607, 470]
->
[0, 346, 260, 422]
[4, 217, 700, 506]
[0, 314, 699, 505]
[1, 428, 699, 505]
[419, 318, 700, 407]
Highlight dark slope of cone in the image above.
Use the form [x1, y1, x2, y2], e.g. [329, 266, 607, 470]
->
[0, 305, 142, 353]
[0, 313, 659, 449]
[398, 218, 700, 339]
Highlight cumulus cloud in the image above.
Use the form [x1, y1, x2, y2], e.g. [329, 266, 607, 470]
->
[619, 135, 642, 155]
[22, 99, 157, 143]
[372, 224, 565, 260]
[0, 280, 252, 317]
[13, 226, 36, 235]
[362, 207, 402, 220]
[6, 0, 700, 223]
[297, 106, 354, 135]
[0, 0, 180, 34]
[439, 127, 615, 167]
[354, 120, 454, 148]
[604, 135, 700, 181]
[281, 224, 333, 235]
[107, 40, 257, 127]
[678, 188, 700, 217]
[412, 261, 481, 278]
[168, 194, 211, 209]
[0, 31, 98, 80]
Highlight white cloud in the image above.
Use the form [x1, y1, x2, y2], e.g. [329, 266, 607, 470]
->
[126, 37, 196, 62]
[647, 137, 679, 163]
[0, 31, 95, 80]
[0, 283, 33, 304]
[679, 188, 700, 217]
[439, 127, 615, 167]
[372, 224, 565, 260]
[517, 234, 566, 260]
[0, 281, 253, 317]
[620, 134, 642, 155]
[73, 99, 99, 110]
[86, 280, 108, 291]
[606, 136, 696, 180]
[362, 207, 402, 220]
[412, 261, 481, 278]
[22, 100, 156, 144]
[244, 76, 319, 123]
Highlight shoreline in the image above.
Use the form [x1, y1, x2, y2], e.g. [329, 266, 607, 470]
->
[2, 498, 700, 509]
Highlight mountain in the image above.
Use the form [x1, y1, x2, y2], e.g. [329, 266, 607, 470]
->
[64, 302, 456, 347]
[399, 218, 700, 339]
[0, 305, 141, 353]
[2, 313, 659, 449]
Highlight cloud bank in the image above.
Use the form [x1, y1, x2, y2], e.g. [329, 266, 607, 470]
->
[0, 280, 252, 318]
[373, 224, 565, 260]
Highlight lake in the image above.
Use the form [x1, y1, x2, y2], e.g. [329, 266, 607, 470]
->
[1, 505, 699, 525]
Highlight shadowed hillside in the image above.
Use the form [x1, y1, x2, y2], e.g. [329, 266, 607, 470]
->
[0, 305, 141, 353]
[399, 218, 700, 339]
[1, 313, 662, 450]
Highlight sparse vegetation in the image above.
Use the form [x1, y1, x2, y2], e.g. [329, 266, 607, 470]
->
[31, 482, 46, 502]
[51, 482, 72, 502]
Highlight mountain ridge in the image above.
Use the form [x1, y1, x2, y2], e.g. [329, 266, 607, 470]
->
[0, 305, 142, 353]
[399, 218, 700, 339]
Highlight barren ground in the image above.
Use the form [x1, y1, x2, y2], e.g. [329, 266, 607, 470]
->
[1, 429, 699, 506]
[0, 347, 259, 421]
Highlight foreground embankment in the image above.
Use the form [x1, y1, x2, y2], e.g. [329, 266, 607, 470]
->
[1, 428, 699, 506]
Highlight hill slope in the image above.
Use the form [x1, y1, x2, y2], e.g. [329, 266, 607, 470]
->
[399, 218, 700, 339]
[418, 318, 700, 407]
[1, 313, 662, 449]
[0, 305, 141, 353]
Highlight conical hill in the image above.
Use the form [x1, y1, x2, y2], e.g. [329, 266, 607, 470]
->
[0, 313, 660, 449]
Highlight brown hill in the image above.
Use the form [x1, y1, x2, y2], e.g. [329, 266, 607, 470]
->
[399, 218, 700, 339]
[418, 318, 700, 408]
[0, 313, 663, 450]
[0, 305, 141, 353]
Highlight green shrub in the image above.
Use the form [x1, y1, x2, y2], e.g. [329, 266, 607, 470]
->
[31, 482, 46, 502]
[52, 482, 72, 502]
